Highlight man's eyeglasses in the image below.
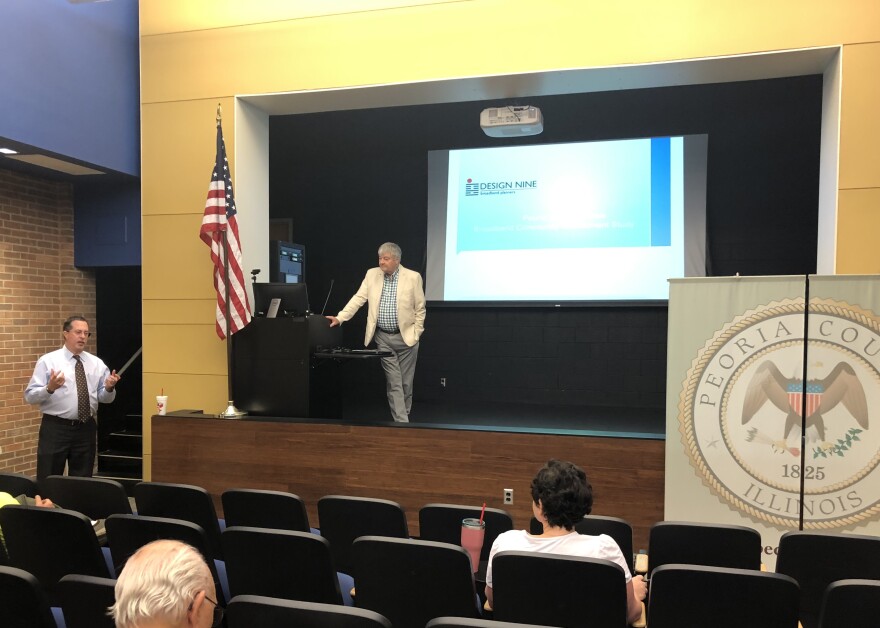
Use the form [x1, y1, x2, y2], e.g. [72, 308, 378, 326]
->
[66, 330, 91, 337]
[191, 593, 224, 627]
[206, 594, 225, 627]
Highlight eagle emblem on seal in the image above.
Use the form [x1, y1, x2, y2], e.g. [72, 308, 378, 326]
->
[742, 361, 869, 458]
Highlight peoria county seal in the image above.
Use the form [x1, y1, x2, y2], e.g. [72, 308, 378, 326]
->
[679, 298, 880, 529]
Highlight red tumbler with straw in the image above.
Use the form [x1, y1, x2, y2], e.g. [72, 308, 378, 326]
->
[461, 502, 487, 572]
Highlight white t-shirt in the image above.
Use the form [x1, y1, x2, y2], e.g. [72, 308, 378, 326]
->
[485, 530, 632, 588]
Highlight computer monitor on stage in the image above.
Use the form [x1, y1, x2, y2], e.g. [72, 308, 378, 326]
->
[253, 282, 310, 317]
[270, 240, 306, 283]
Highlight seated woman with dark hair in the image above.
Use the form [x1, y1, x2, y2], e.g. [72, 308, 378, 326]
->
[484, 459, 647, 624]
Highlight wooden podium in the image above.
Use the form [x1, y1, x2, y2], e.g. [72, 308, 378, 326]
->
[231, 315, 342, 417]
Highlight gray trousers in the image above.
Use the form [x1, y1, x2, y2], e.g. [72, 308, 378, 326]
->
[374, 329, 419, 422]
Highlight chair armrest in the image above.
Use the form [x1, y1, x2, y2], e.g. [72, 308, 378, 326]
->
[631, 601, 647, 628]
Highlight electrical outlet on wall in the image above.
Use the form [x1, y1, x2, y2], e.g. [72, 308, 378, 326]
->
[503, 488, 514, 504]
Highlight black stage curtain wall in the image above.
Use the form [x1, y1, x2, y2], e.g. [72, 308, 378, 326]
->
[268, 76, 823, 433]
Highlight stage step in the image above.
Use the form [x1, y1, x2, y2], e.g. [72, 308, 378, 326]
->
[97, 413, 142, 495]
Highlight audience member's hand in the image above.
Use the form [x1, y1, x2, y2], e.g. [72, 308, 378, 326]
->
[632, 575, 647, 601]
[34, 495, 55, 508]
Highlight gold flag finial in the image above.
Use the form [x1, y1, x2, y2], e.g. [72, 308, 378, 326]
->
[216, 103, 222, 126]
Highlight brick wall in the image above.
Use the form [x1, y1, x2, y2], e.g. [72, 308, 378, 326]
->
[0, 168, 96, 475]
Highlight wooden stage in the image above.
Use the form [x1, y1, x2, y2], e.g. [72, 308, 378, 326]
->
[151, 412, 665, 551]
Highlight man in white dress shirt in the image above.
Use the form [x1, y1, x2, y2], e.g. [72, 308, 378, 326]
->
[24, 316, 120, 480]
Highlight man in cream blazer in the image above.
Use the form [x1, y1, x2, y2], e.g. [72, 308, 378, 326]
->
[327, 243, 426, 422]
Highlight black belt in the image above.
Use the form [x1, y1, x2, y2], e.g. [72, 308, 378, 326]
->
[43, 413, 92, 426]
[378, 327, 400, 334]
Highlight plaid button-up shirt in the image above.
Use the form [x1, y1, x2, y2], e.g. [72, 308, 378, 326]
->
[377, 268, 399, 331]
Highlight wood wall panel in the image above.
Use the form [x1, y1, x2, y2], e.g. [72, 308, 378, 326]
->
[151, 416, 665, 550]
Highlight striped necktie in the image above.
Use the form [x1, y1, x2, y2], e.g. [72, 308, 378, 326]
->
[73, 355, 90, 421]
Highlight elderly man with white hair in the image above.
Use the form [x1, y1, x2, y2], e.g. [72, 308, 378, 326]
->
[327, 242, 426, 422]
[110, 539, 222, 628]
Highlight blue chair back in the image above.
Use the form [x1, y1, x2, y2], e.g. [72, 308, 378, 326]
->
[0, 565, 57, 628]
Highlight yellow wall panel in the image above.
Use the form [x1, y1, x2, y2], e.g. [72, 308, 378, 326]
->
[143, 214, 217, 301]
[141, 1, 880, 104]
[143, 300, 218, 326]
[836, 188, 880, 273]
[142, 323, 228, 376]
[144, 373, 231, 418]
[138, 0, 462, 36]
[142, 99, 236, 216]
[142, 453, 152, 481]
[839, 43, 880, 190]
[142, 372, 231, 460]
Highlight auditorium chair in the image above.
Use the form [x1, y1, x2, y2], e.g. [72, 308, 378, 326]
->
[0, 565, 59, 628]
[58, 573, 117, 628]
[578, 515, 636, 575]
[134, 481, 225, 559]
[817, 578, 880, 628]
[221, 487, 312, 532]
[317, 495, 408, 575]
[428, 619, 554, 628]
[644, 520, 762, 576]
[40, 475, 132, 520]
[529, 514, 637, 575]
[491, 550, 627, 628]
[226, 595, 392, 628]
[776, 530, 880, 628]
[529, 515, 542, 535]
[419, 503, 513, 564]
[0, 505, 112, 605]
[0, 471, 38, 499]
[647, 563, 799, 628]
[105, 513, 229, 604]
[352, 536, 482, 628]
[222, 526, 353, 606]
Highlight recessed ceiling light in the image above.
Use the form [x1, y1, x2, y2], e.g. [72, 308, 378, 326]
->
[0, 148, 18, 155]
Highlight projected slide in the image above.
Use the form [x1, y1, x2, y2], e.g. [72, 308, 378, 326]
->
[426, 135, 706, 303]
[456, 138, 670, 252]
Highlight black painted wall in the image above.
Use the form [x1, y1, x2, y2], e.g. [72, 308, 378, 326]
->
[95, 267, 142, 447]
[268, 76, 823, 427]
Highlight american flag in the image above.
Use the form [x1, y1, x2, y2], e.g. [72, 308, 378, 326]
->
[199, 124, 252, 339]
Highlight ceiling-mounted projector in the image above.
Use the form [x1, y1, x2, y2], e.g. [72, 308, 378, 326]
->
[480, 106, 543, 137]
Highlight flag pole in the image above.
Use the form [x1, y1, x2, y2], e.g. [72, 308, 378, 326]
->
[219, 227, 245, 418]
[216, 104, 247, 419]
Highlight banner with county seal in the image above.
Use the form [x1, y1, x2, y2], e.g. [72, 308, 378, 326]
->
[667, 275, 880, 569]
